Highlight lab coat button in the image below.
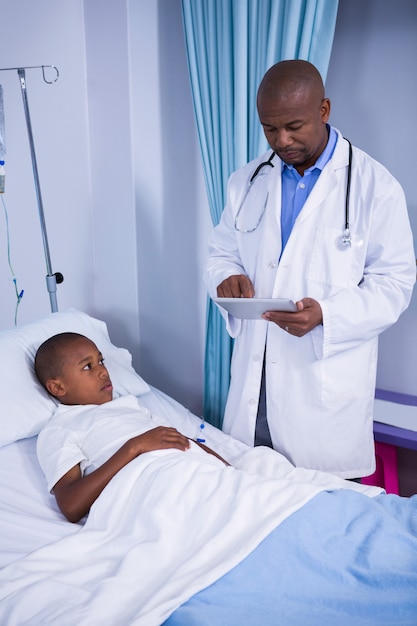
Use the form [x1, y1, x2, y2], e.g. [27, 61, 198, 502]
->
[249, 399, 257, 406]
[268, 261, 277, 269]
[253, 354, 261, 361]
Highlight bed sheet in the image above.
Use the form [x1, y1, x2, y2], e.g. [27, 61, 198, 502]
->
[0, 435, 79, 569]
[1, 435, 378, 625]
[164, 490, 417, 626]
[0, 387, 416, 626]
[2, 437, 417, 626]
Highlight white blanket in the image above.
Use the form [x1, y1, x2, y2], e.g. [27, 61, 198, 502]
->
[0, 444, 381, 626]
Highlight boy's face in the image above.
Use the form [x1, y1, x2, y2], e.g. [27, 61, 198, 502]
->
[47, 337, 113, 405]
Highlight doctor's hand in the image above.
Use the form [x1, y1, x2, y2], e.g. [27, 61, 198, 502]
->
[216, 274, 255, 298]
[262, 298, 323, 337]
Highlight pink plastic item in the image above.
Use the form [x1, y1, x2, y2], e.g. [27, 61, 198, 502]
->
[361, 442, 399, 495]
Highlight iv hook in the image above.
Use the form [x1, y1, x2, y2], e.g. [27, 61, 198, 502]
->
[41, 65, 59, 84]
[0, 65, 59, 85]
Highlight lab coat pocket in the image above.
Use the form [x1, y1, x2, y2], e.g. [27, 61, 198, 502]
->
[319, 340, 377, 403]
[308, 226, 357, 288]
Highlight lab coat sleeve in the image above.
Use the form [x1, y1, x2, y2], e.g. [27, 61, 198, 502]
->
[204, 175, 247, 295]
[318, 165, 415, 360]
[204, 172, 249, 338]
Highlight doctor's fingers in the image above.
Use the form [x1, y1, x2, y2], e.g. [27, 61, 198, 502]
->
[262, 312, 311, 337]
[216, 274, 255, 298]
[267, 298, 322, 335]
[295, 298, 323, 330]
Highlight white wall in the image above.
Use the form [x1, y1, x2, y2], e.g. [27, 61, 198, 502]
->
[0, 0, 93, 325]
[127, 0, 211, 412]
[0, 0, 415, 420]
[83, 0, 141, 359]
[81, 0, 210, 413]
[326, 0, 417, 394]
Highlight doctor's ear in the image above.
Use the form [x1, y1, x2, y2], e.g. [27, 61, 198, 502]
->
[45, 379, 66, 399]
[321, 98, 331, 122]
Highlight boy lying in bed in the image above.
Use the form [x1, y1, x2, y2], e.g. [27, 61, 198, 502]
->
[34, 332, 231, 523]
[35, 331, 385, 522]
[20, 332, 416, 625]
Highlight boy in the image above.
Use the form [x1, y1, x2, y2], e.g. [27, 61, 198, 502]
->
[21, 334, 416, 626]
[35, 332, 229, 523]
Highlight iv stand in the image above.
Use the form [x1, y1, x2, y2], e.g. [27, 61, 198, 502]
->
[0, 65, 63, 313]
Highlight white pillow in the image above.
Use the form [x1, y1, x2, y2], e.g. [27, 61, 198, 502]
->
[0, 308, 150, 447]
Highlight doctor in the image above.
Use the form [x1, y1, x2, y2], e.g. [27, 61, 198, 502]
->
[204, 60, 416, 479]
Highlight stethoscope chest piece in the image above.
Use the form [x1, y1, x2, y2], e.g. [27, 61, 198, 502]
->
[338, 227, 352, 249]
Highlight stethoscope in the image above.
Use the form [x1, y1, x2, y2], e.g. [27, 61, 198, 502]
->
[234, 138, 353, 249]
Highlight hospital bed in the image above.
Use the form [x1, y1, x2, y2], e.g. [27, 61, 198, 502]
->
[0, 309, 416, 626]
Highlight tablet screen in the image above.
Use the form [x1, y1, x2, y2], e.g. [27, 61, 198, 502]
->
[214, 297, 297, 320]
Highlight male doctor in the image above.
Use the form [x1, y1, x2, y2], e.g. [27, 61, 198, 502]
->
[204, 60, 415, 479]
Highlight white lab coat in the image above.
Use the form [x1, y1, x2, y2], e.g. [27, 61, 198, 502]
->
[204, 129, 416, 478]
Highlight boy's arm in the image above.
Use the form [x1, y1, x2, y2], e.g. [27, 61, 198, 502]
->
[52, 426, 190, 523]
[192, 439, 231, 466]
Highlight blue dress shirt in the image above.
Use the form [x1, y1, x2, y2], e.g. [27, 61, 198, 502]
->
[280, 125, 338, 255]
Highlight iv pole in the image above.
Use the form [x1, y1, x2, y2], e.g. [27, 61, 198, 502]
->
[0, 65, 63, 313]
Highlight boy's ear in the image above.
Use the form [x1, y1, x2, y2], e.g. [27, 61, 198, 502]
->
[45, 379, 66, 398]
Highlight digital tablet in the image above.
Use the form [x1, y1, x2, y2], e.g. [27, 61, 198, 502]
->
[213, 297, 297, 320]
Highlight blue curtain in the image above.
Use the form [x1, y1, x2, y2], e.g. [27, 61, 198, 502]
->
[181, 0, 339, 428]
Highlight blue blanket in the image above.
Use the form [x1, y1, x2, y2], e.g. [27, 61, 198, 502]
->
[164, 490, 417, 626]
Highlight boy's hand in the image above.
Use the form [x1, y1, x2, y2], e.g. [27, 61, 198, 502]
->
[129, 426, 191, 456]
[53, 426, 191, 523]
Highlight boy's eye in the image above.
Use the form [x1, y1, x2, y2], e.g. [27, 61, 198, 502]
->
[82, 357, 104, 371]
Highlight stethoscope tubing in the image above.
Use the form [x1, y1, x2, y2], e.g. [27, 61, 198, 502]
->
[248, 150, 275, 184]
[344, 138, 353, 235]
[235, 137, 352, 246]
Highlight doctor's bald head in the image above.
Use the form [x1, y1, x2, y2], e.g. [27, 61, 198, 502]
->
[257, 60, 325, 106]
[257, 60, 331, 175]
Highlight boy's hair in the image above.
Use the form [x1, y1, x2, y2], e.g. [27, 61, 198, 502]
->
[34, 332, 89, 388]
